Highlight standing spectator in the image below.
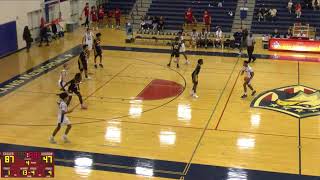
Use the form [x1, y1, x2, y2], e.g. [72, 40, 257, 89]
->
[39, 19, 49, 47]
[114, 8, 121, 29]
[246, 33, 256, 63]
[271, 28, 281, 38]
[107, 9, 113, 28]
[81, 3, 90, 27]
[214, 27, 223, 48]
[288, 0, 293, 14]
[203, 9, 211, 32]
[23, 26, 32, 52]
[185, 8, 195, 25]
[157, 16, 165, 32]
[233, 29, 243, 54]
[199, 28, 209, 48]
[242, 28, 248, 48]
[91, 6, 98, 30]
[98, 5, 105, 28]
[295, 3, 302, 18]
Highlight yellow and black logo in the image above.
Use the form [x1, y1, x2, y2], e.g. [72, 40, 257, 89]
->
[251, 85, 320, 118]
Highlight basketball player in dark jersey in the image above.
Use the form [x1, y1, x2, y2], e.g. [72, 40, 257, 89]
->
[93, 33, 103, 68]
[78, 45, 90, 79]
[191, 59, 204, 98]
[63, 73, 87, 109]
[167, 37, 181, 68]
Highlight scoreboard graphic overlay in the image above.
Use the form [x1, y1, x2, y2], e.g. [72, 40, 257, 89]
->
[0, 152, 54, 178]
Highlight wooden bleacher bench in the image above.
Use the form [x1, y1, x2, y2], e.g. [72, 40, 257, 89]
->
[134, 31, 232, 49]
[183, 22, 206, 32]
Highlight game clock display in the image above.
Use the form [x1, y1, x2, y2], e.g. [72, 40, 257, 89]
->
[0, 152, 54, 178]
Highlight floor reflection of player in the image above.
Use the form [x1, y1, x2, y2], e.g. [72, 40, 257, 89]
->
[49, 92, 72, 144]
[167, 37, 181, 68]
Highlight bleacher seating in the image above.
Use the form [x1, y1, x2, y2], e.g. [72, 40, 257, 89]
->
[104, 0, 136, 15]
[251, 0, 320, 36]
[146, 0, 237, 32]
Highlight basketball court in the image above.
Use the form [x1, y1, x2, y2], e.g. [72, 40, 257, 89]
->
[1, 28, 320, 179]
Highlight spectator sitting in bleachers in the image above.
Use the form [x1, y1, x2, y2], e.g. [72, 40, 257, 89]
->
[262, 7, 270, 21]
[140, 16, 153, 32]
[185, 8, 196, 25]
[297, 30, 307, 37]
[269, 7, 277, 22]
[257, 8, 264, 21]
[203, 9, 211, 32]
[214, 27, 223, 48]
[233, 30, 243, 52]
[284, 28, 293, 38]
[288, 0, 293, 14]
[157, 16, 165, 32]
[312, 0, 320, 10]
[271, 28, 281, 38]
[152, 16, 159, 31]
[199, 28, 209, 48]
[295, 3, 302, 18]
[190, 29, 198, 48]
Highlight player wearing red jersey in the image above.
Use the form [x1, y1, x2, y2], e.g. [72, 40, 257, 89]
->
[91, 6, 98, 30]
[203, 10, 211, 32]
[81, 3, 90, 27]
[107, 9, 113, 28]
[115, 8, 121, 29]
[185, 8, 194, 24]
[98, 5, 105, 28]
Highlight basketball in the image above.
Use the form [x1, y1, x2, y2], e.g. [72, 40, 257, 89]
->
[244, 76, 250, 82]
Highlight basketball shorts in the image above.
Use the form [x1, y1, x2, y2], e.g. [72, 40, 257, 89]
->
[192, 75, 198, 83]
[86, 42, 93, 51]
[179, 44, 186, 53]
[95, 49, 102, 56]
[245, 76, 252, 85]
[171, 51, 180, 58]
[57, 115, 71, 125]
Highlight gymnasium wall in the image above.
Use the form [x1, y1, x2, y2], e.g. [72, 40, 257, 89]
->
[0, 0, 42, 50]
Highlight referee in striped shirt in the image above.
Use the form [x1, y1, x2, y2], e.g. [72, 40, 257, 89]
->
[246, 33, 256, 63]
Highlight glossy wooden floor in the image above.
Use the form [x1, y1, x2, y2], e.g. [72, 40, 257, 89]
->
[1, 28, 320, 179]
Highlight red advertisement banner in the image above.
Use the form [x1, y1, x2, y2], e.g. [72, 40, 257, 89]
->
[269, 38, 320, 53]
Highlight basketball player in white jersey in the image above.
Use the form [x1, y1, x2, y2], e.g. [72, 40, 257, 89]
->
[49, 92, 73, 144]
[82, 28, 94, 58]
[240, 61, 256, 98]
[178, 32, 190, 64]
[58, 63, 68, 91]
